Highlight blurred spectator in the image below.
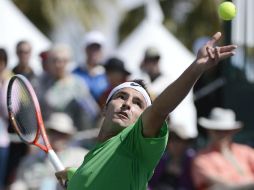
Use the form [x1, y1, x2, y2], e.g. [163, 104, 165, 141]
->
[35, 50, 51, 95]
[140, 47, 161, 82]
[149, 122, 196, 190]
[0, 48, 13, 189]
[5, 44, 31, 186]
[73, 30, 108, 102]
[12, 40, 39, 88]
[135, 46, 198, 144]
[98, 57, 130, 108]
[39, 50, 50, 73]
[192, 107, 254, 190]
[10, 112, 88, 190]
[37, 43, 100, 131]
[132, 46, 172, 100]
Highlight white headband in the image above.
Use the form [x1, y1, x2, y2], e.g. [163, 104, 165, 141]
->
[106, 82, 152, 106]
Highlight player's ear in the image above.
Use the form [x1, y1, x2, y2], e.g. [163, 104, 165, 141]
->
[101, 105, 107, 117]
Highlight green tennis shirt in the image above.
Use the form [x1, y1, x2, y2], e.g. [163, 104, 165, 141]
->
[68, 116, 168, 190]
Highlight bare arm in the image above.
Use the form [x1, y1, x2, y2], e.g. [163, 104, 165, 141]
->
[142, 32, 237, 137]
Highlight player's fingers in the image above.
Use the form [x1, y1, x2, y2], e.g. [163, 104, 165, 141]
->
[55, 176, 64, 187]
[55, 169, 68, 178]
[206, 47, 215, 59]
[55, 170, 68, 188]
[219, 51, 236, 60]
[64, 180, 69, 189]
[56, 178, 67, 189]
[206, 32, 222, 46]
[205, 45, 236, 54]
[219, 45, 237, 53]
[214, 46, 220, 62]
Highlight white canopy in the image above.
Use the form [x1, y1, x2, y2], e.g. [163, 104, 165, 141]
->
[0, 0, 51, 74]
[117, 19, 195, 80]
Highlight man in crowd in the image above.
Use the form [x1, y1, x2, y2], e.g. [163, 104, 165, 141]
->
[73, 31, 108, 102]
[192, 107, 254, 190]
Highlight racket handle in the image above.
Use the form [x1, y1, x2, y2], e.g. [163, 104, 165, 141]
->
[48, 149, 65, 171]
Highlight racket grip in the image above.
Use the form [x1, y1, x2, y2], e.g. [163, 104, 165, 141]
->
[48, 149, 65, 171]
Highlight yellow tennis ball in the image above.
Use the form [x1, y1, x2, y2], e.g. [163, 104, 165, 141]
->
[218, 2, 236, 21]
[67, 167, 77, 180]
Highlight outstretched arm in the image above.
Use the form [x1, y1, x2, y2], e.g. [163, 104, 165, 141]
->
[142, 32, 237, 137]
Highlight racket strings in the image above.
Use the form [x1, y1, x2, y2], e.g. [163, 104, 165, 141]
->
[11, 80, 38, 142]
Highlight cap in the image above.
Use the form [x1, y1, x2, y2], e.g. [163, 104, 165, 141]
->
[144, 47, 160, 59]
[83, 30, 106, 47]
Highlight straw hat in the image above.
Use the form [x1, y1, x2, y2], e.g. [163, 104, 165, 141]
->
[45, 113, 76, 135]
[198, 107, 242, 130]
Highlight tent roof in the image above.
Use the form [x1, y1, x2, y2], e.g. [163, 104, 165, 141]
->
[117, 19, 195, 80]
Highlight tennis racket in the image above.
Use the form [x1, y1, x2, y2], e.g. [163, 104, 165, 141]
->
[7, 74, 64, 171]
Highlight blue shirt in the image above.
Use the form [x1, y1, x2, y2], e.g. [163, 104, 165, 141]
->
[73, 66, 108, 101]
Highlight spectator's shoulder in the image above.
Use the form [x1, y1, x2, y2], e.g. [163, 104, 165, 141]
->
[233, 143, 254, 153]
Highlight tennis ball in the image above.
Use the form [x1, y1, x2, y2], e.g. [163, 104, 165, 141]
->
[67, 167, 77, 180]
[218, 2, 236, 21]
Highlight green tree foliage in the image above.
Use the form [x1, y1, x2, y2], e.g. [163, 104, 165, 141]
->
[13, 0, 51, 35]
[12, 0, 114, 36]
[13, 0, 222, 50]
[176, 0, 222, 49]
[118, 6, 145, 44]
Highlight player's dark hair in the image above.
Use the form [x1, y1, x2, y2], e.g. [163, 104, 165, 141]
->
[130, 79, 152, 101]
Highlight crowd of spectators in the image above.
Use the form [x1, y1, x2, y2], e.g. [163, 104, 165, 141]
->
[1, 31, 254, 190]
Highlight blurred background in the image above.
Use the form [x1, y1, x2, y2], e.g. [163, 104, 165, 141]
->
[1, 0, 254, 189]
[2, 0, 251, 144]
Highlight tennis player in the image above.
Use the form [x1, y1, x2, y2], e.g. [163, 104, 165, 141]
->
[55, 32, 237, 190]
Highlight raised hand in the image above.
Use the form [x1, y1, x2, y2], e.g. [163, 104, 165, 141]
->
[195, 32, 237, 71]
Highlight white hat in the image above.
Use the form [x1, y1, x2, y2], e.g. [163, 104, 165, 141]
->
[198, 107, 242, 130]
[45, 113, 76, 135]
[83, 30, 105, 47]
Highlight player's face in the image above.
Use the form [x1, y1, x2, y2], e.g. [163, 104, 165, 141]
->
[104, 88, 147, 128]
